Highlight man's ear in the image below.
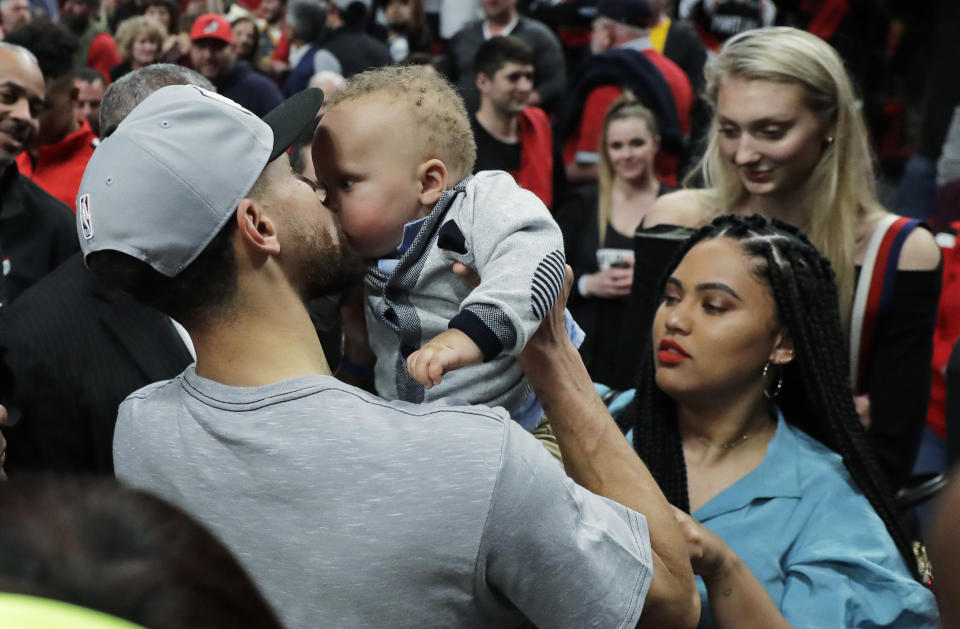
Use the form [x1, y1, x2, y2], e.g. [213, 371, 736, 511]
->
[68, 85, 79, 104]
[770, 328, 795, 366]
[475, 71, 489, 93]
[417, 158, 447, 207]
[235, 198, 281, 258]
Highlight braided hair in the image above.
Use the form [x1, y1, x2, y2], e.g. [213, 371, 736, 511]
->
[627, 213, 921, 580]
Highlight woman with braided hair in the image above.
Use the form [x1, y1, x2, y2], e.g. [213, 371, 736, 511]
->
[616, 27, 942, 491]
[627, 214, 937, 627]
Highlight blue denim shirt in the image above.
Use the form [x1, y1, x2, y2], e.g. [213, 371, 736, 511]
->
[694, 413, 938, 628]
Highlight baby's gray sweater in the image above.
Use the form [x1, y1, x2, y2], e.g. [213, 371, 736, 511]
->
[364, 171, 565, 412]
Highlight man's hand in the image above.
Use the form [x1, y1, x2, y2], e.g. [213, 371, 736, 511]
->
[672, 506, 731, 583]
[519, 265, 574, 367]
[854, 394, 871, 429]
[407, 329, 483, 388]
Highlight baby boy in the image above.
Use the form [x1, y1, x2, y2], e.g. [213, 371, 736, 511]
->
[313, 66, 568, 430]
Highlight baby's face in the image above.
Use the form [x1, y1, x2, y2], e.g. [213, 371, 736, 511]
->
[313, 95, 425, 259]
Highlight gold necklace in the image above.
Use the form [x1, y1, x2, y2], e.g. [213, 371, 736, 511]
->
[693, 432, 752, 450]
[689, 421, 772, 450]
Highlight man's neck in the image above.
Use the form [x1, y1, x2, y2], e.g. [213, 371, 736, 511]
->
[213, 62, 238, 88]
[327, 10, 344, 30]
[190, 280, 332, 388]
[485, 9, 516, 35]
[616, 31, 652, 50]
[475, 103, 520, 144]
[33, 117, 81, 154]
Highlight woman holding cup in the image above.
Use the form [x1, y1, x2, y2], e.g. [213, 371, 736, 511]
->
[558, 94, 669, 385]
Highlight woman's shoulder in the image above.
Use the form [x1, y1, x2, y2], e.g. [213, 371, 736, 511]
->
[645, 189, 710, 228]
[898, 225, 942, 271]
[859, 209, 942, 271]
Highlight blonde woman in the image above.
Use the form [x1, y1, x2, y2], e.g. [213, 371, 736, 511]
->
[110, 16, 167, 81]
[627, 27, 941, 489]
[558, 95, 670, 385]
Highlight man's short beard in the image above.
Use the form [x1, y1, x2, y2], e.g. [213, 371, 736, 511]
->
[297, 220, 366, 300]
[62, 12, 89, 34]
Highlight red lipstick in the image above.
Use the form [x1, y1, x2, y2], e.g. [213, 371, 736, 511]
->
[658, 338, 690, 365]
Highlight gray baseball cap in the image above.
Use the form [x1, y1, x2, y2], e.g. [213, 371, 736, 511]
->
[76, 85, 324, 277]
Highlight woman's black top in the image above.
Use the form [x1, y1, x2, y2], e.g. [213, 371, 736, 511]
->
[556, 182, 671, 386]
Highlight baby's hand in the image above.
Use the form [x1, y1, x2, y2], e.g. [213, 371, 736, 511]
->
[406, 329, 483, 388]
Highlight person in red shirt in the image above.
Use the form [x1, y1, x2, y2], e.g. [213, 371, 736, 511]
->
[6, 21, 98, 209]
[928, 225, 960, 452]
[563, 0, 692, 188]
[472, 36, 554, 209]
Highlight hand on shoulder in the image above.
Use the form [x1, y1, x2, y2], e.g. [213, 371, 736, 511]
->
[644, 190, 707, 229]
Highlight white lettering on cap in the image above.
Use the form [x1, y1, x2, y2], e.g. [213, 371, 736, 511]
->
[204, 19, 220, 34]
[78, 193, 94, 240]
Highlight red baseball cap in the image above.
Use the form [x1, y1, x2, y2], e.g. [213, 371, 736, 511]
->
[190, 13, 233, 44]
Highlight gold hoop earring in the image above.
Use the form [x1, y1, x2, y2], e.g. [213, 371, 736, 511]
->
[763, 362, 783, 399]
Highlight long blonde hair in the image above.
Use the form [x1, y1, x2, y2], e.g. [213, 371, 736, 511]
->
[694, 26, 884, 322]
[597, 94, 660, 241]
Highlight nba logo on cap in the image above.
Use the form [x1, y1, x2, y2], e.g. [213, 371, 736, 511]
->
[78, 193, 94, 240]
[204, 19, 218, 34]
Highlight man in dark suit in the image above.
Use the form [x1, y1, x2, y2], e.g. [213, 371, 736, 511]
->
[0, 64, 212, 474]
[0, 253, 193, 473]
[0, 42, 78, 308]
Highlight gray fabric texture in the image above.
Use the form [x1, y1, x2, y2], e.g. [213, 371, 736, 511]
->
[113, 367, 653, 629]
[363, 171, 564, 412]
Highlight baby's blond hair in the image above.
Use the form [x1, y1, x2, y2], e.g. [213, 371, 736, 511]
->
[327, 65, 477, 185]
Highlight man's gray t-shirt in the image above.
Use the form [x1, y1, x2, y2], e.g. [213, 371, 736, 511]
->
[113, 367, 653, 629]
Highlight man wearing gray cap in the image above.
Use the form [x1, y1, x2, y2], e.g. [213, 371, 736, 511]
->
[79, 86, 698, 629]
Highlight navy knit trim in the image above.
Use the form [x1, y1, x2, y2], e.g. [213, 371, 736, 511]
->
[449, 310, 503, 362]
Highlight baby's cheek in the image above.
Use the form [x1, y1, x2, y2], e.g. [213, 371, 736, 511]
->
[341, 211, 405, 257]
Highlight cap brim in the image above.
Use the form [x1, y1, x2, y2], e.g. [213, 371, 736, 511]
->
[264, 88, 324, 161]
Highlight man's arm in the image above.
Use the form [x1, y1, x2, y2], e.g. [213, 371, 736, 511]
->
[518, 268, 700, 628]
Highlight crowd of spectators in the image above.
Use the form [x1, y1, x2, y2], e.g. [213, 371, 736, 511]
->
[0, 0, 958, 627]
